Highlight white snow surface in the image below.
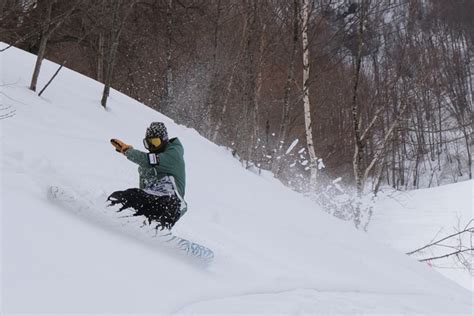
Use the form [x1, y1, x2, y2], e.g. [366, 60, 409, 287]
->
[370, 181, 474, 291]
[1, 44, 472, 314]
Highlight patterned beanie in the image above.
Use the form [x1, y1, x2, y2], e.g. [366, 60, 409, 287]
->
[146, 122, 168, 141]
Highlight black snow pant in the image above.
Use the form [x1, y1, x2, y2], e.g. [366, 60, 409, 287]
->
[107, 188, 181, 230]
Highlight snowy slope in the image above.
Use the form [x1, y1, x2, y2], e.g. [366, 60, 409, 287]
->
[370, 180, 474, 291]
[1, 44, 472, 314]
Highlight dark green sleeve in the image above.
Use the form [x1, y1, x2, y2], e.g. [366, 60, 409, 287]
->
[124, 148, 150, 167]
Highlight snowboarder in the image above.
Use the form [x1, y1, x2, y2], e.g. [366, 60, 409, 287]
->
[107, 122, 187, 230]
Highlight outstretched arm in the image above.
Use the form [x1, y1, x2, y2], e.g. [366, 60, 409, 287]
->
[124, 148, 151, 167]
[111, 139, 182, 172]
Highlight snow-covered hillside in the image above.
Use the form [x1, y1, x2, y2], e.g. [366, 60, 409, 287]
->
[370, 180, 474, 291]
[1, 44, 472, 314]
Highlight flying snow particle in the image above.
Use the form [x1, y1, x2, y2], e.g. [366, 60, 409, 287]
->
[318, 158, 325, 170]
[285, 139, 299, 155]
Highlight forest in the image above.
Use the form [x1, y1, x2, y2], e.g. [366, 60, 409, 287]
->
[1, 0, 472, 205]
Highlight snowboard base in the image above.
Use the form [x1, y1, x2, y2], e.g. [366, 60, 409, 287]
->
[47, 186, 214, 261]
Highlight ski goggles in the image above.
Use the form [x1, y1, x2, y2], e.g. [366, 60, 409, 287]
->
[143, 137, 162, 150]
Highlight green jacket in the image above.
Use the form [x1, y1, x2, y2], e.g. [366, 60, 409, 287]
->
[124, 138, 187, 211]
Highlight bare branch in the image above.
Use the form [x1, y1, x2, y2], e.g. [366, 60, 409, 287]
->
[418, 248, 474, 263]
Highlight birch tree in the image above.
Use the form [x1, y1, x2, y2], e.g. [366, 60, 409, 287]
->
[301, 0, 318, 190]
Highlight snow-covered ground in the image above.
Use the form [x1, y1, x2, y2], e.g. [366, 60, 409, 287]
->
[370, 181, 473, 291]
[1, 44, 472, 314]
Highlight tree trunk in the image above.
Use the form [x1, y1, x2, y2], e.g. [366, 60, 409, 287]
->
[97, 32, 105, 83]
[163, 0, 174, 113]
[30, 1, 55, 92]
[212, 6, 249, 142]
[204, 0, 222, 137]
[351, 3, 365, 200]
[253, 21, 267, 170]
[96, 0, 106, 83]
[273, 0, 299, 176]
[301, 0, 318, 190]
[0, 0, 5, 17]
[30, 32, 49, 92]
[101, 0, 134, 108]
[465, 36, 473, 179]
[244, 1, 258, 163]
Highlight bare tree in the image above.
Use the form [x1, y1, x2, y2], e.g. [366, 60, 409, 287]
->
[161, 0, 174, 113]
[101, 0, 136, 108]
[96, 0, 107, 83]
[212, 3, 249, 143]
[273, 0, 299, 176]
[349, 0, 414, 228]
[30, 0, 79, 92]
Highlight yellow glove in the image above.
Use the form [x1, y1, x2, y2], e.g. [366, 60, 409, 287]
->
[110, 139, 132, 153]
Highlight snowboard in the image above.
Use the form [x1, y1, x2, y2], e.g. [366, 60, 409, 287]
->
[47, 186, 214, 262]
